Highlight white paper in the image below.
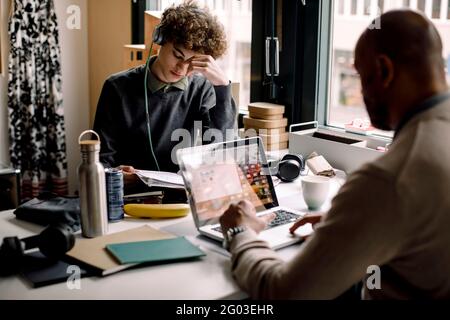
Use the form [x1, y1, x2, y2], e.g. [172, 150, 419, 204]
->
[136, 170, 184, 189]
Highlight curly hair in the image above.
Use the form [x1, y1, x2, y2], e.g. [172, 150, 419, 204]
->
[159, 0, 227, 59]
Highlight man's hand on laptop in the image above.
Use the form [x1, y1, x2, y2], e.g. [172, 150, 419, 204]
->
[220, 200, 276, 235]
[289, 213, 324, 239]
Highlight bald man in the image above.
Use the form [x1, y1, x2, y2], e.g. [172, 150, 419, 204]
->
[219, 10, 450, 299]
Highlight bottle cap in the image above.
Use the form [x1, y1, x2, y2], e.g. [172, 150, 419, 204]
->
[79, 130, 101, 152]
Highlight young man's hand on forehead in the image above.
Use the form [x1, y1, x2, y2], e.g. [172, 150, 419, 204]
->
[186, 55, 229, 86]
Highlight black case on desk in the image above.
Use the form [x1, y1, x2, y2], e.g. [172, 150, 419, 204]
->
[14, 196, 81, 232]
[0, 168, 20, 211]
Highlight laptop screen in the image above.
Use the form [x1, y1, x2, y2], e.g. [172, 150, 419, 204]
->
[177, 138, 279, 227]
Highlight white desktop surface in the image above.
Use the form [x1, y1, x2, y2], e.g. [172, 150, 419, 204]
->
[0, 173, 345, 300]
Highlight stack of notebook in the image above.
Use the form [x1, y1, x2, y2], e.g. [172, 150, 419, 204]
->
[65, 226, 205, 276]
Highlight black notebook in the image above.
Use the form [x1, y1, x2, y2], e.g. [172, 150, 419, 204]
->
[20, 252, 90, 288]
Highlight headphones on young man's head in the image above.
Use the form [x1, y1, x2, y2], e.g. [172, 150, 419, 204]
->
[0, 224, 75, 276]
[270, 154, 306, 183]
[152, 23, 166, 46]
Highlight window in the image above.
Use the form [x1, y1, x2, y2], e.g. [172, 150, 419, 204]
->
[326, 0, 450, 136]
[144, 0, 253, 109]
[417, 0, 426, 12]
[448, 0, 450, 19]
[432, 0, 441, 19]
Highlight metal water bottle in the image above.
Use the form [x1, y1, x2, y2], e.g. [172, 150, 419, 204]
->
[77, 130, 108, 238]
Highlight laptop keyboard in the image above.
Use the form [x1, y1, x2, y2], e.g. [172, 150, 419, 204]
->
[212, 209, 302, 233]
[266, 210, 302, 228]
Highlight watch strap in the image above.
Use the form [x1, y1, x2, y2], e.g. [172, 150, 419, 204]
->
[222, 226, 247, 251]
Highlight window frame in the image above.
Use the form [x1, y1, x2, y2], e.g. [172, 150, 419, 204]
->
[316, 0, 333, 128]
[132, 0, 146, 44]
[251, 0, 323, 126]
[315, 0, 393, 143]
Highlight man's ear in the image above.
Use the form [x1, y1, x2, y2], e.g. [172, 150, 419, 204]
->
[377, 55, 394, 88]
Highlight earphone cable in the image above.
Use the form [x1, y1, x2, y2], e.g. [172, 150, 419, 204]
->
[144, 41, 161, 172]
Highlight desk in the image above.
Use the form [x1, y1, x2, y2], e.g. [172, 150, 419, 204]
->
[0, 174, 345, 300]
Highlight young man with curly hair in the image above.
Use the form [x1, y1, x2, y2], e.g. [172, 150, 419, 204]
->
[93, 1, 236, 178]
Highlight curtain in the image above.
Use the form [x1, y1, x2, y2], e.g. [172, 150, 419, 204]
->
[8, 0, 68, 200]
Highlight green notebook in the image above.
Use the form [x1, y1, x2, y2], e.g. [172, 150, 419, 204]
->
[106, 237, 206, 265]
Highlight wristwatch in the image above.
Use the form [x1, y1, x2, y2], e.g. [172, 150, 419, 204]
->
[222, 226, 247, 251]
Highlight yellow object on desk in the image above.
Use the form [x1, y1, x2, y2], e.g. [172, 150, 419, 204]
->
[124, 204, 190, 219]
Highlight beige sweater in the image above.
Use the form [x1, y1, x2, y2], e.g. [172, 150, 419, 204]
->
[230, 95, 450, 299]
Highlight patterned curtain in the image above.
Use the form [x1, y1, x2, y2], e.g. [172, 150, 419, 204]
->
[8, 0, 68, 200]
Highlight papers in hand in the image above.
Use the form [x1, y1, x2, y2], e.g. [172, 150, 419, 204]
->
[136, 170, 185, 189]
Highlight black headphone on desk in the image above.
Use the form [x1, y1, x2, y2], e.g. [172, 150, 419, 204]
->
[270, 154, 306, 183]
[0, 224, 75, 276]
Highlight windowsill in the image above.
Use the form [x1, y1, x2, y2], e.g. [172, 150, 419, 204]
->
[325, 123, 393, 138]
[289, 124, 389, 173]
[312, 125, 393, 151]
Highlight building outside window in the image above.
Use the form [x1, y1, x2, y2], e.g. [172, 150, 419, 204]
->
[146, 0, 252, 109]
[329, 0, 450, 135]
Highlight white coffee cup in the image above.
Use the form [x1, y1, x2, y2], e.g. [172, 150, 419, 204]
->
[301, 176, 331, 210]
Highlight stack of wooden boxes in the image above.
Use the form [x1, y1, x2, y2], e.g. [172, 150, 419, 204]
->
[241, 102, 289, 151]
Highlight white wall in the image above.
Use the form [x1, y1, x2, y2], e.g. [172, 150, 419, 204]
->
[0, 0, 90, 195]
[55, 0, 90, 195]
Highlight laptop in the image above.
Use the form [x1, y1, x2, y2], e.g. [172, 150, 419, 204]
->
[177, 137, 309, 250]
